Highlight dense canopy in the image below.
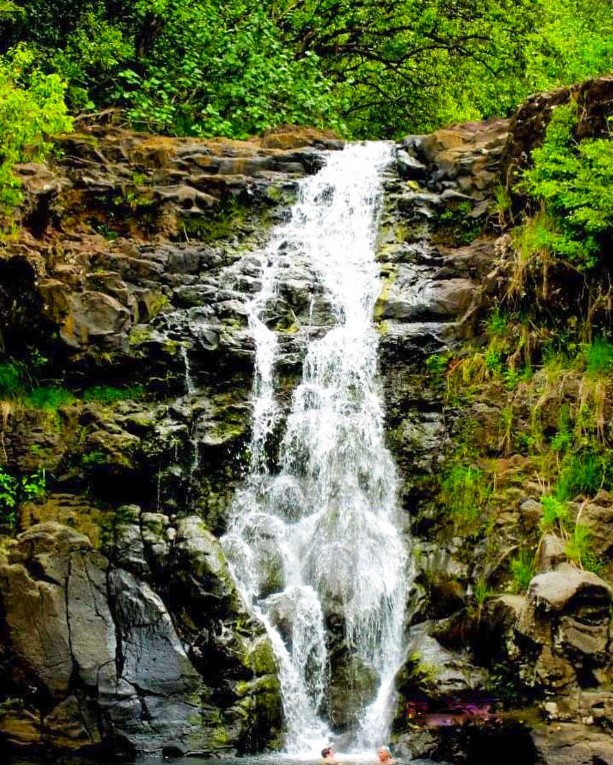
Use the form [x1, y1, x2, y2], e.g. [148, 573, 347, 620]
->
[0, 0, 612, 139]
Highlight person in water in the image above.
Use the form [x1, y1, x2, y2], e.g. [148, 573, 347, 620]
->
[376, 745, 398, 764]
[321, 746, 339, 764]
[322, 746, 340, 764]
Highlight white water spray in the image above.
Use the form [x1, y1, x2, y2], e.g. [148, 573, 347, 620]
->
[222, 143, 408, 753]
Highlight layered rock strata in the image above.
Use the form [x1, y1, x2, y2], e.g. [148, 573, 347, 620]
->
[0, 126, 339, 756]
[0, 78, 612, 762]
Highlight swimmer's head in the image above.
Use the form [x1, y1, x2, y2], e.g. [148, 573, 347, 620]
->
[322, 747, 333, 758]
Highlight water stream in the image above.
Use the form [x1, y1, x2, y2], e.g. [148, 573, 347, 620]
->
[221, 143, 410, 753]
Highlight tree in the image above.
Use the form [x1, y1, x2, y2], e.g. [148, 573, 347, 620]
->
[1, 0, 612, 138]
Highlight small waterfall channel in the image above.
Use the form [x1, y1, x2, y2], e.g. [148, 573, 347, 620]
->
[221, 143, 409, 753]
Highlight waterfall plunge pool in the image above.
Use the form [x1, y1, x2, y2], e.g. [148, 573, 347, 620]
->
[6, 757, 445, 765]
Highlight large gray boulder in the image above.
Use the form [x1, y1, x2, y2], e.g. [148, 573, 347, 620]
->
[514, 565, 612, 694]
[0, 519, 282, 756]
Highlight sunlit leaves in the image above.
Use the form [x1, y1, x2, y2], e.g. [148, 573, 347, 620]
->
[0, 45, 72, 210]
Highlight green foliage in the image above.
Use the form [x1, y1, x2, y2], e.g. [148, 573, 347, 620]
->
[564, 523, 603, 573]
[7, 0, 341, 137]
[503, 365, 533, 391]
[126, 5, 341, 137]
[540, 493, 570, 533]
[83, 384, 144, 404]
[0, 467, 18, 523]
[0, 45, 72, 213]
[550, 406, 573, 453]
[25, 386, 75, 410]
[495, 185, 512, 218]
[435, 201, 482, 245]
[473, 576, 493, 607]
[583, 337, 613, 378]
[20, 466, 46, 501]
[520, 103, 613, 271]
[425, 352, 451, 379]
[81, 450, 106, 467]
[484, 309, 509, 339]
[510, 549, 535, 592]
[2, 0, 613, 138]
[0, 465, 46, 525]
[407, 651, 439, 687]
[557, 451, 606, 500]
[441, 464, 492, 528]
[0, 360, 27, 398]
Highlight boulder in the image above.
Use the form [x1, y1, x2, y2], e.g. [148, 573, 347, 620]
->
[536, 534, 568, 573]
[514, 566, 612, 693]
[0, 520, 282, 756]
[59, 291, 132, 352]
[532, 722, 613, 765]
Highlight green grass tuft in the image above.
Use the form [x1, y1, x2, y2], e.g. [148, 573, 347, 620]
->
[25, 386, 75, 410]
[83, 384, 145, 404]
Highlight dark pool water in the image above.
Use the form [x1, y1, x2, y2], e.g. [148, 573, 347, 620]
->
[7, 756, 442, 765]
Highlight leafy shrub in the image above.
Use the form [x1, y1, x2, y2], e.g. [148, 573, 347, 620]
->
[20, 466, 46, 501]
[0, 45, 72, 213]
[519, 102, 613, 271]
[0, 465, 46, 525]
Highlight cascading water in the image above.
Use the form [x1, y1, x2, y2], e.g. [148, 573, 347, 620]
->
[221, 143, 409, 753]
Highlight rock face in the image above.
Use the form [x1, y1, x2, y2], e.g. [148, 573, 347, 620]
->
[0, 126, 345, 756]
[379, 77, 613, 765]
[512, 567, 612, 704]
[1, 79, 613, 761]
[0, 517, 280, 755]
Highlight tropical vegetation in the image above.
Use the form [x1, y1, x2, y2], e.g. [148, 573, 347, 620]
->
[0, 0, 612, 143]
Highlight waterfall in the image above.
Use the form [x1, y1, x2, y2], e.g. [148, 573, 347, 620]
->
[221, 143, 409, 752]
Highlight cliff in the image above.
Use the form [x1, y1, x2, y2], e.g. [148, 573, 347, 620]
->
[0, 78, 612, 763]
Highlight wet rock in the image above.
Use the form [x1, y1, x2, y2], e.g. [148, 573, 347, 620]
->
[405, 623, 487, 696]
[328, 652, 379, 730]
[395, 149, 428, 181]
[379, 270, 478, 323]
[0, 518, 281, 756]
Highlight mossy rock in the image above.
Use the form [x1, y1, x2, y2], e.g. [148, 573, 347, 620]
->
[19, 494, 106, 549]
[247, 636, 278, 676]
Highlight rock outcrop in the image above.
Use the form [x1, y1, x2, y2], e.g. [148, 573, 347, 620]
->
[1, 77, 613, 762]
[0, 126, 340, 756]
[383, 76, 613, 764]
[0, 516, 280, 756]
